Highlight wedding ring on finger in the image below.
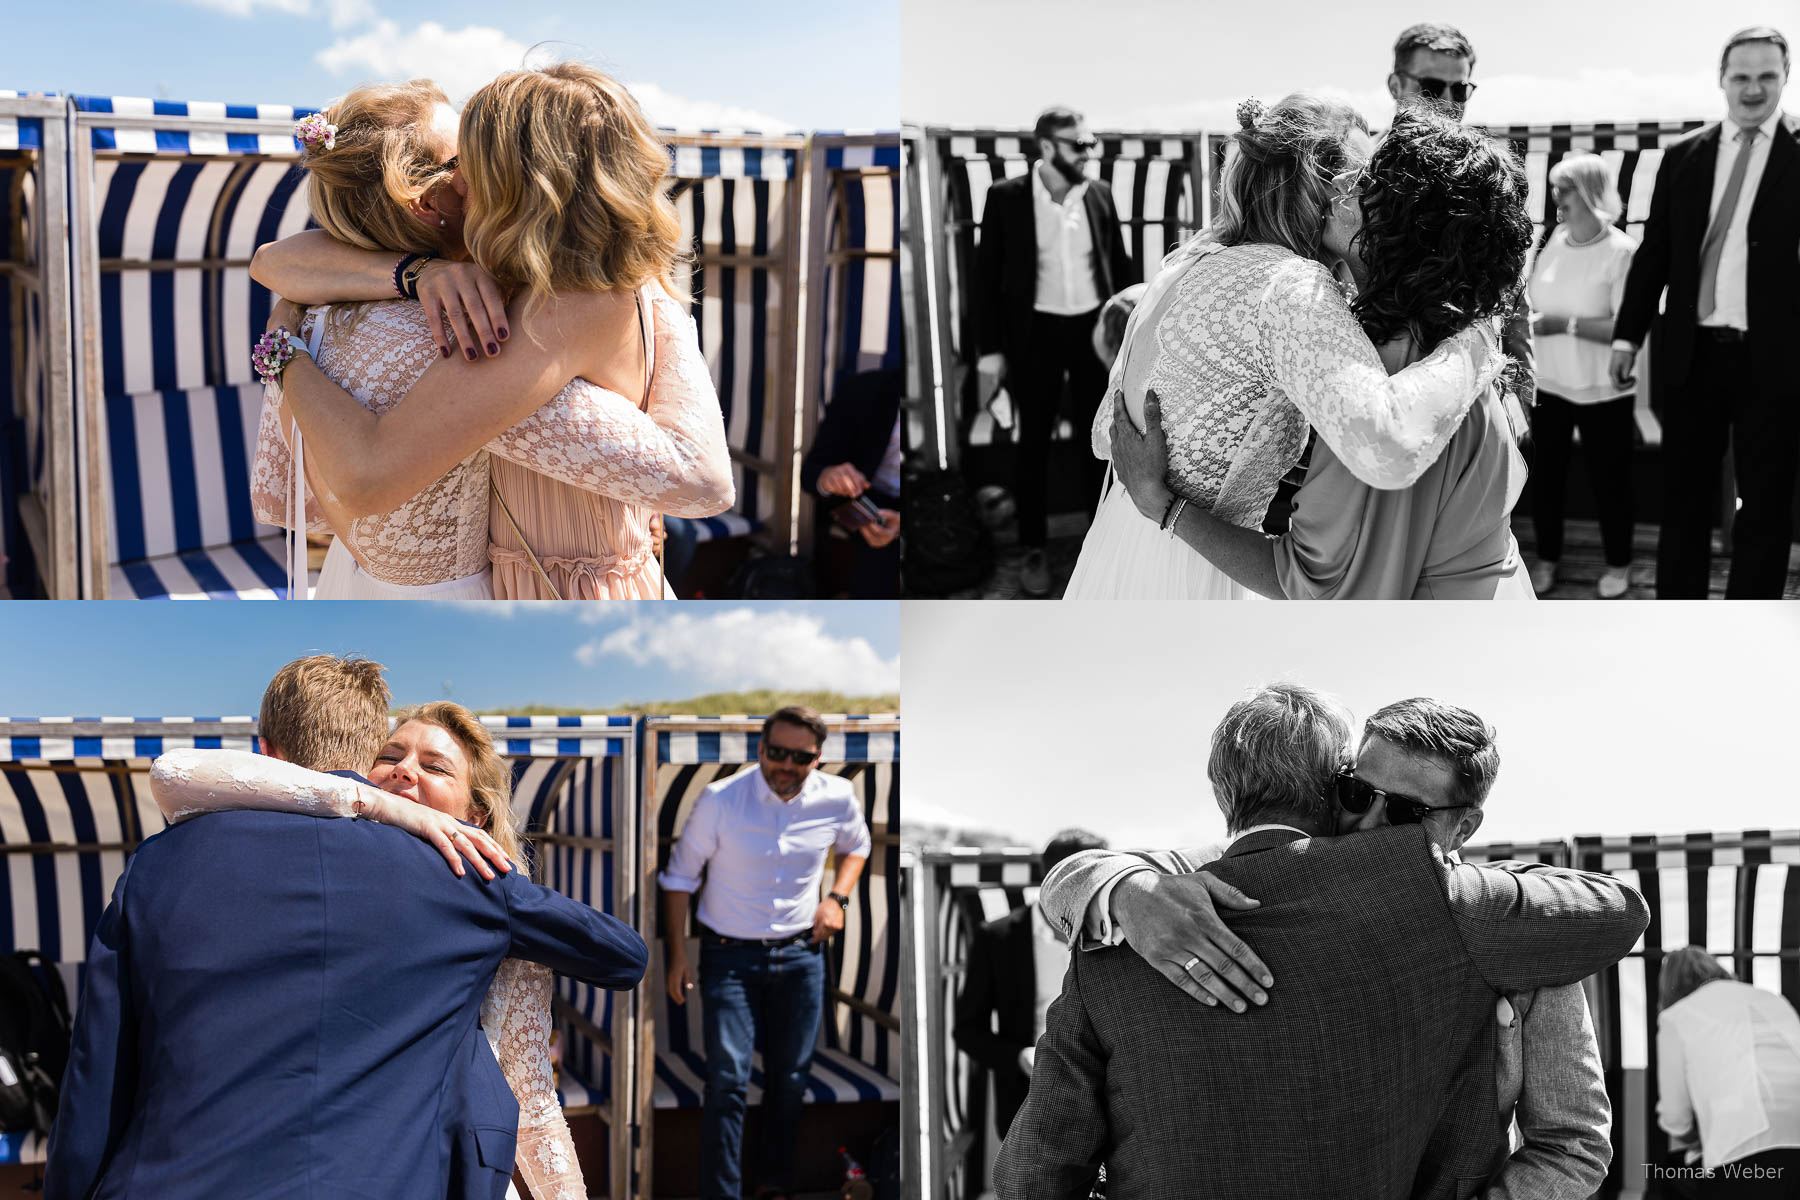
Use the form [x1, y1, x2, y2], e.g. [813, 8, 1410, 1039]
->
[1182, 956, 1202, 974]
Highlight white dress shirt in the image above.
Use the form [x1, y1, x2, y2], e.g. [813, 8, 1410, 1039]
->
[657, 764, 873, 940]
[1032, 165, 1102, 315]
[1030, 902, 1073, 1041]
[1658, 979, 1800, 1168]
[1702, 109, 1783, 332]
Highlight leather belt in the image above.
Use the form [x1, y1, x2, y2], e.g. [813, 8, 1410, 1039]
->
[698, 924, 813, 948]
[1698, 325, 1748, 343]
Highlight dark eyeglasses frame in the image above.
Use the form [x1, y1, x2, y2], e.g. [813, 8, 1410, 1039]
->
[1396, 71, 1478, 104]
[1052, 134, 1099, 153]
[1334, 770, 1473, 826]
[762, 745, 819, 766]
[440, 155, 459, 172]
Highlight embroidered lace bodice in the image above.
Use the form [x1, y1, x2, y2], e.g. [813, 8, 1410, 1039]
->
[251, 291, 735, 588]
[146, 748, 586, 1200]
[1095, 241, 1503, 529]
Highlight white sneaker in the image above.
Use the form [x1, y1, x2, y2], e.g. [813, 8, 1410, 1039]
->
[1597, 565, 1632, 599]
[1529, 559, 1558, 595]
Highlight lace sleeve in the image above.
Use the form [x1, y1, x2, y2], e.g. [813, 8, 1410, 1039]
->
[147, 748, 364, 824]
[1258, 258, 1501, 490]
[482, 958, 586, 1200]
[485, 292, 736, 517]
[250, 380, 333, 534]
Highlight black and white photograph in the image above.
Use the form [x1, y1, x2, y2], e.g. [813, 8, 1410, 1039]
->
[903, 601, 1800, 1198]
[901, 1, 1800, 600]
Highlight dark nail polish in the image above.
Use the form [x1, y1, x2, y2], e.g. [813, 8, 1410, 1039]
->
[465, 348, 477, 361]
[486, 342, 498, 355]
[498, 328, 509, 340]
[440, 345, 451, 358]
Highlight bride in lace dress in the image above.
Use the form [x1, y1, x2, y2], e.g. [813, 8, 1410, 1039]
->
[149, 705, 594, 1200]
[1063, 94, 1504, 600]
[251, 68, 734, 600]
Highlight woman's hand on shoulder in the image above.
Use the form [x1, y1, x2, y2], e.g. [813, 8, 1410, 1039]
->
[360, 788, 514, 880]
[415, 259, 510, 365]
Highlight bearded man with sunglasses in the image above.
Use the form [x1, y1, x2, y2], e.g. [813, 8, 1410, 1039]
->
[1002, 688, 1643, 1200]
[974, 105, 1141, 596]
[659, 705, 871, 1200]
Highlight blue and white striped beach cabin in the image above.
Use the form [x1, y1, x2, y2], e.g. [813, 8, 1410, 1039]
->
[1, 92, 902, 598]
[640, 715, 901, 1195]
[907, 832, 1800, 1200]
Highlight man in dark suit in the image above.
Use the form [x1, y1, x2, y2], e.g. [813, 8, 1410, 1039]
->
[953, 829, 1107, 1143]
[801, 367, 903, 598]
[45, 655, 650, 1200]
[1611, 26, 1800, 598]
[993, 684, 1648, 1200]
[975, 106, 1140, 596]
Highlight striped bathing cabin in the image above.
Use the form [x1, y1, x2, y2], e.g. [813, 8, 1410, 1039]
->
[907, 832, 1800, 1200]
[0, 714, 643, 1198]
[640, 715, 901, 1196]
[0, 94, 903, 595]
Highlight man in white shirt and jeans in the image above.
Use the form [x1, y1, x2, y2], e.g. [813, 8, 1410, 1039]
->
[660, 706, 872, 1200]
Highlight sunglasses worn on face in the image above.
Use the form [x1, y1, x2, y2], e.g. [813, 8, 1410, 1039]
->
[763, 745, 818, 766]
[1054, 135, 1099, 152]
[1335, 770, 1473, 826]
[1398, 72, 1478, 104]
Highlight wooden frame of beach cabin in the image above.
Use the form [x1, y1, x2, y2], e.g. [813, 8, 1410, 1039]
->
[1, 95, 77, 599]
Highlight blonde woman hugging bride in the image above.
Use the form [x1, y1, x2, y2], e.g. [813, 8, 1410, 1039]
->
[249, 63, 735, 600]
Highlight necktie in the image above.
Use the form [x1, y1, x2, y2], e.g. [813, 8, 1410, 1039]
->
[1697, 126, 1759, 321]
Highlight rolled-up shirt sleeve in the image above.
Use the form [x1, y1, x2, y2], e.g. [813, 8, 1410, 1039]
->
[658, 790, 720, 893]
[835, 797, 873, 858]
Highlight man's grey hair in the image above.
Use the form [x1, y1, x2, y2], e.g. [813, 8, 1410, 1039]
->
[1208, 683, 1353, 833]
[1360, 698, 1500, 809]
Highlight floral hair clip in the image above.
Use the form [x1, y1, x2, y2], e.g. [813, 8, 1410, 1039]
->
[1235, 97, 1267, 131]
[293, 112, 337, 153]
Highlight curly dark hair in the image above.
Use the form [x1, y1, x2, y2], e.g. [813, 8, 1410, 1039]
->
[1350, 108, 1530, 353]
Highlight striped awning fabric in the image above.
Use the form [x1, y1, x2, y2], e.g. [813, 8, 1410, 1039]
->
[654, 714, 900, 764]
[71, 95, 319, 156]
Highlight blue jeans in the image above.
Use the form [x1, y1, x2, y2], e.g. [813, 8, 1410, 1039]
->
[698, 936, 826, 1199]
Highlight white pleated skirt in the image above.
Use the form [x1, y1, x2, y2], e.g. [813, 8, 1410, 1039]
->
[313, 538, 494, 601]
[1064, 477, 1264, 601]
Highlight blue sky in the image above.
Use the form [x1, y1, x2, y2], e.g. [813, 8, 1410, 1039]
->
[904, 0, 1799, 127]
[906, 601, 1800, 847]
[8, 0, 898, 130]
[0, 602, 899, 715]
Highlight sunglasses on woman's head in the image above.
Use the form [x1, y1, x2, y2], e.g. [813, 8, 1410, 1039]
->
[1397, 72, 1478, 104]
[763, 745, 818, 766]
[1334, 770, 1473, 826]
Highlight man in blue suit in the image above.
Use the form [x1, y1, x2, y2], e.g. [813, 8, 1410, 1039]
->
[45, 654, 649, 1200]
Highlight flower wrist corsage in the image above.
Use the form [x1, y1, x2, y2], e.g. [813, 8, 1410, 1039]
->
[253, 327, 308, 385]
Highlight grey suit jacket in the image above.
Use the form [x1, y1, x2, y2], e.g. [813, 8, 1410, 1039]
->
[998, 826, 1645, 1200]
[1040, 843, 1614, 1200]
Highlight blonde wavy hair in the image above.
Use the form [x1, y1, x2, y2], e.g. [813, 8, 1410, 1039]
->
[458, 62, 685, 308]
[1548, 152, 1623, 225]
[1210, 91, 1371, 265]
[389, 702, 527, 873]
[301, 78, 456, 257]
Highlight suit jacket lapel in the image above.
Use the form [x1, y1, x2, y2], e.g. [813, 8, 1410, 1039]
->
[1081, 183, 1112, 297]
[1750, 112, 1799, 214]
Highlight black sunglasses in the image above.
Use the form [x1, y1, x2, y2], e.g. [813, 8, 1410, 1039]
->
[1335, 770, 1472, 826]
[762, 745, 819, 766]
[1397, 72, 1478, 104]
[1052, 134, 1099, 152]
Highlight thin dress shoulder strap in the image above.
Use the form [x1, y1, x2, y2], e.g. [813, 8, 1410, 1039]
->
[637, 285, 655, 409]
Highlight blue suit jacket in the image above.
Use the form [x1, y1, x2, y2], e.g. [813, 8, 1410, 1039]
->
[45, 799, 648, 1200]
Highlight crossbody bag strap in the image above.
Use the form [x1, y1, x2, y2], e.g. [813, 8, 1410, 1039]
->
[490, 477, 563, 601]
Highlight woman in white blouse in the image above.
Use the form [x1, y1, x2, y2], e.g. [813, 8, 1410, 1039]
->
[1526, 154, 1640, 599]
[1656, 946, 1800, 1194]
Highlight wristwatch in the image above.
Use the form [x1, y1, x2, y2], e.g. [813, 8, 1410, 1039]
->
[827, 892, 851, 910]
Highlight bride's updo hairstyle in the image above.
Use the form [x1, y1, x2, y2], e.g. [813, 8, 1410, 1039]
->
[1211, 91, 1370, 263]
[1351, 108, 1531, 352]
[300, 79, 456, 257]
[388, 701, 527, 871]
[458, 62, 684, 307]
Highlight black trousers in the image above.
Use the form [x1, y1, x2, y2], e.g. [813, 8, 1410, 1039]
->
[1656, 335, 1800, 599]
[1529, 390, 1637, 567]
[1012, 307, 1108, 547]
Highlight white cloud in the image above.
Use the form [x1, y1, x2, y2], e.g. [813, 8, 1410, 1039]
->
[315, 20, 532, 104]
[1111, 70, 1722, 132]
[324, 0, 377, 30]
[625, 81, 793, 134]
[575, 609, 900, 694]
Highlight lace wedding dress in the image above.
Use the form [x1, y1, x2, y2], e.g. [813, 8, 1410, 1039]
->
[250, 293, 731, 600]
[148, 749, 588, 1200]
[1063, 241, 1502, 599]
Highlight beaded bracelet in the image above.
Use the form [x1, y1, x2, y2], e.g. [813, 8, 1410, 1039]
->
[252, 327, 308, 385]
